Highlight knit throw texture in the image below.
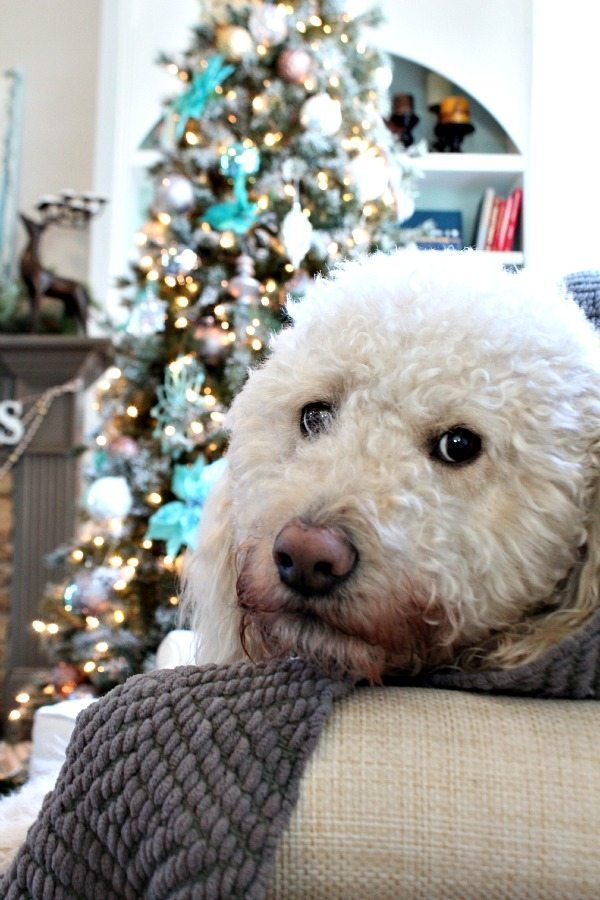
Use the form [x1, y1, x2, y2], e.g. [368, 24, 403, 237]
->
[1, 658, 352, 899]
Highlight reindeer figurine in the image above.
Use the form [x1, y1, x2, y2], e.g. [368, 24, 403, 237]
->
[19, 191, 107, 333]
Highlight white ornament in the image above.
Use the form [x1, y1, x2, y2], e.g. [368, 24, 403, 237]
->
[373, 63, 393, 92]
[395, 189, 416, 224]
[300, 94, 342, 136]
[347, 154, 390, 203]
[155, 174, 195, 213]
[86, 477, 133, 520]
[249, 2, 288, 46]
[281, 201, 313, 269]
[126, 290, 167, 337]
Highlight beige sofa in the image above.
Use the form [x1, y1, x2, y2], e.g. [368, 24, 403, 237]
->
[268, 687, 600, 899]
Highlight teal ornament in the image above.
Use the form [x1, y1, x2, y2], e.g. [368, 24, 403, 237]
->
[146, 457, 228, 557]
[151, 356, 208, 455]
[204, 144, 260, 234]
[170, 55, 235, 140]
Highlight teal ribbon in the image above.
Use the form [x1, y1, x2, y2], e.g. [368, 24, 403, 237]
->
[170, 55, 234, 140]
[204, 143, 261, 234]
[146, 456, 227, 558]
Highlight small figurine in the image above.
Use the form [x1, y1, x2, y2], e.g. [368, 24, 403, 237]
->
[430, 96, 475, 152]
[386, 93, 419, 148]
[19, 191, 107, 333]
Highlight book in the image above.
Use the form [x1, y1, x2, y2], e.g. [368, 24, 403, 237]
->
[400, 209, 464, 250]
[501, 187, 523, 251]
[484, 196, 503, 251]
[474, 187, 495, 250]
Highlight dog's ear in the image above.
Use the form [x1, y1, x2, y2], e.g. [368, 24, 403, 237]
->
[489, 457, 600, 669]
[179, 463, 244, 665]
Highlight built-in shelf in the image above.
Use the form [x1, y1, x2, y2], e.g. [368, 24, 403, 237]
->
[413, 153, 524, 194]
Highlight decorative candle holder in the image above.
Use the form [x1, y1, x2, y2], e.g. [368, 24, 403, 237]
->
[386, 93, 420, 148]
[429, 96, 475, 152]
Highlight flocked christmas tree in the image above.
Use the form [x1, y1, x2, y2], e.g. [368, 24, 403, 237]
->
[9, 0, 421, 726]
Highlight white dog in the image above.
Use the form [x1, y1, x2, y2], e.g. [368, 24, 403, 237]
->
[1, 251, 598, 874]
[182, 250, 600, 681]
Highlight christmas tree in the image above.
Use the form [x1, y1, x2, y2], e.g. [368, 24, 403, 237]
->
[8, 0, 420, 727]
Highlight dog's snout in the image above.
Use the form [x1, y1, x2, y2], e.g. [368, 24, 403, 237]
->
[273, 520, 357, 597]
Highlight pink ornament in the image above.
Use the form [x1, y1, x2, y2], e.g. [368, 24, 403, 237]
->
[108, 436, 138, 458]
[276, 48, 312, 84]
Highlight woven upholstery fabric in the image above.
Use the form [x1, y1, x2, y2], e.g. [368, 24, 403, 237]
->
[268, 687, 600, 899]
[566, 270, 600, 330]
[0, 658, 351, 900]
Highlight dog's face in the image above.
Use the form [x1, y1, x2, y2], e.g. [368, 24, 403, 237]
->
[185, 252, 600, 681]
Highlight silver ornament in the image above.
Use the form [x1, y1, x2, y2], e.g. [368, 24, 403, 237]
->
[347, 154, 390, 203]
[249, 2, 288, 46]
[276, 48, 312, 84]
[126, 291, 167, 337]
[281, 202, 313, 269]
[86, 477, 133, 519]
[155, 174, 195, 212]
[228, 255, 261, 304]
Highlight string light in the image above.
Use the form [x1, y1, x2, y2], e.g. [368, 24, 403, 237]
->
[86, 616, 100, 629]
[83, 661, 96, 673]
[147, 492, 162, 506]
[93, 536, 105, 547]
[32, 620, 46, 633]
[126, 406, 138, 418]
[15, 692, 30, 704]
[114, 610, 125, 624]
[71, 549, 84, 562]
[142, 539, 153, 550]
[95, 641, 109, 653]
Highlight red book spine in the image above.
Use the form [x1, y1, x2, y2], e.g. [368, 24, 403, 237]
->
[495, 193, 513, 251]
[484, 197, 502, 251]
[502, 187, 523, 251]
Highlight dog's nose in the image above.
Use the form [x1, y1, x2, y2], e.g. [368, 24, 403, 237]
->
[273, 520, 357, 596]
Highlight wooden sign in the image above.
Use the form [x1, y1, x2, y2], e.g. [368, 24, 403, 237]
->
[0, 399, 24, 445]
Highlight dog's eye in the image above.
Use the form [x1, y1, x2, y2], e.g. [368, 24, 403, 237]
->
[433, 427, 482, 464]
[300, 402, 335, 437]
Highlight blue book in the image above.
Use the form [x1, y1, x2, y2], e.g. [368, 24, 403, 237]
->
[401, 209, 463, 250]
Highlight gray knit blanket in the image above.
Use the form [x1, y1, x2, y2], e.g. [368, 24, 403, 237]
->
[1, 658, 352, 899]
[3, 608, 600, 899]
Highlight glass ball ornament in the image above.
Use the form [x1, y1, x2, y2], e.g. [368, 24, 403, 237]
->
[216, 24, 254, 61]
[155, 174, 195, 213]
[276, 48, 312, 84]
[395, 188, 416, 224]
[194, 320, 230, 366]
[86, 476, 133, 520]
[249, 2, 288, 46]
[107, 436, 138, 459]
[347, 154, 390, 203]
[300, 93, 342, 136]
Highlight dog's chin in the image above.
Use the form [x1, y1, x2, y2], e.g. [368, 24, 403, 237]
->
[236, 560, 455, 683]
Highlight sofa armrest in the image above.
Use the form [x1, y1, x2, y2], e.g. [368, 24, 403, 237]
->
[268, 687, 599, 898]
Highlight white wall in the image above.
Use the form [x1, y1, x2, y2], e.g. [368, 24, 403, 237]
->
[526, 0, 600, 276]
[0, 0, 101, 284]
[91, 0, 197, 320]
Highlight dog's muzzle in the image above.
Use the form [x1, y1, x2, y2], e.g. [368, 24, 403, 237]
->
[272, 519, 358, 597]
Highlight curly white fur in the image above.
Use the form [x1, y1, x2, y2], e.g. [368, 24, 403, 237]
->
[182, 249, 600, 681]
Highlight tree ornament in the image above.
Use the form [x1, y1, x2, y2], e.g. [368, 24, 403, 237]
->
[281, 202, 313, 269]
[228, 254, 261, 304]
[65, 567, 120, 614]
[107, 436, 138, 459]
[126, 289, 167, 337]
[347, 154, 389, 203]
[216, 24, 254, 61]
[194, 320, 229, 365]
[169, 55, 235, 140]
[86, 476, 133, 519]
[395, 188, 416, 224]
[146, 457, 228, 557]
[151, 356, 214, 456]
[249, 2, 288, 46]
[276, 48, 312, 84]
[300, 93, 342, 136]
[155, 174, 195, 212]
